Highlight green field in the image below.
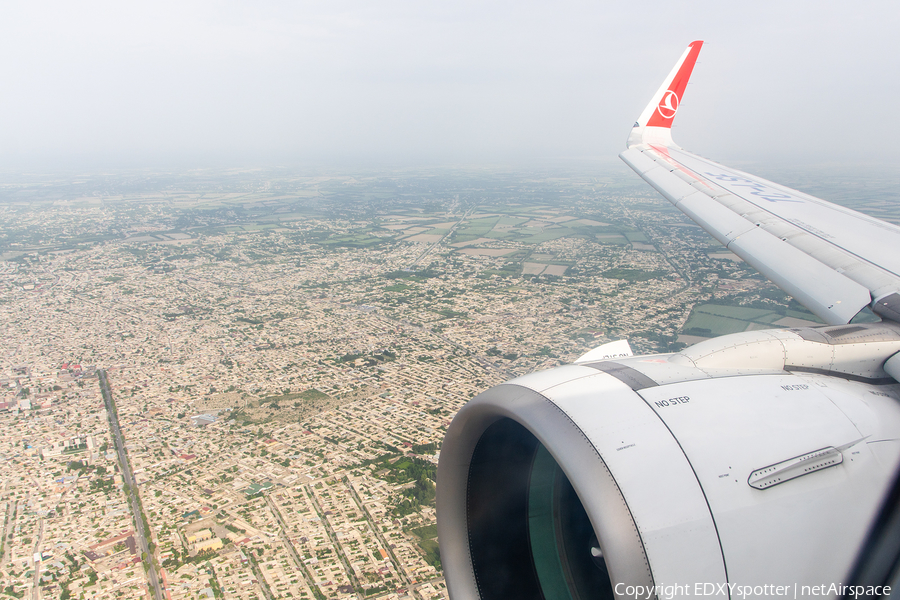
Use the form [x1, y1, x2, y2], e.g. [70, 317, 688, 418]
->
[624, 231, 649, 242]
[458, 217, 500, 235]
[601, 268, 669, 282]
[410, 524, 438, 539]
[321, 233, 384, 248]
[682, 303, 821, 337]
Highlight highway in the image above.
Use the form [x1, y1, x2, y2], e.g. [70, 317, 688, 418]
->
[98, 370, 164, 600]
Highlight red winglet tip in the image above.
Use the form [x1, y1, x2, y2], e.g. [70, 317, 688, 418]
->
[645, 42, 704, 129]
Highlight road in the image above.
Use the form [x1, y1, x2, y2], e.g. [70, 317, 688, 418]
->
[246, 556, 274, 600]
[98, 370, 164, 600]
[1, 490, 17, 566]
[304, 486, 364, 599]
[342, 476, 411, 586]
[263, 495, 322, 598]
[31, 519, 43, 600]
[407, 207, 473, 269]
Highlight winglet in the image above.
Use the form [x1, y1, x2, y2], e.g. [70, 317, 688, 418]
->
[627, 41, 703, 149]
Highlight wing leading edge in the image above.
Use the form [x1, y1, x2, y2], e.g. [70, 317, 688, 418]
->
[620, 41, 900, 326]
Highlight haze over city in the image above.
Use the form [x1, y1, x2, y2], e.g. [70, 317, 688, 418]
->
[1, 0, 898, 168]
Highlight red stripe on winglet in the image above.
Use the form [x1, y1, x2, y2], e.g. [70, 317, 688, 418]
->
[646, 41, 703, 128]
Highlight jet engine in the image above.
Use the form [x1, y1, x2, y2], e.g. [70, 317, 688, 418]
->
[437, 324, 900, 599]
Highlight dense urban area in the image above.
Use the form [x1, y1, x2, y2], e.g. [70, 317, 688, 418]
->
[3, 162, 876, 600]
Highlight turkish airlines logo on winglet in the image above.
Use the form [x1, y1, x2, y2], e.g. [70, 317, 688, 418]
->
[657, 90, 679, 119]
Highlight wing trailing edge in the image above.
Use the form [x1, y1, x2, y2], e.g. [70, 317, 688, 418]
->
[621, 147, 872, 324]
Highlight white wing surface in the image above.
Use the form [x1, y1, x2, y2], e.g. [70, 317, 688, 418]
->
[621, 41, 900, 325]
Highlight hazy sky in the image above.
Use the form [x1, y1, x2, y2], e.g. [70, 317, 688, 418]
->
[1, 1, 898, 169]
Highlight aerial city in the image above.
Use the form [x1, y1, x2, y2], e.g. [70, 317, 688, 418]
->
[0, 163, 817, 599]
[2, 3, 900, 600]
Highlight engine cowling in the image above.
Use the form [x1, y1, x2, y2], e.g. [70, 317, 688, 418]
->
[437, 324, 900, 599]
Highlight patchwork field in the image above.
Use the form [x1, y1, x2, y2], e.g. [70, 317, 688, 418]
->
[681, 303, 821, 340]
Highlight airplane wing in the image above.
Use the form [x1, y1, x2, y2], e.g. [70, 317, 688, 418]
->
[620, 40, 900, 326]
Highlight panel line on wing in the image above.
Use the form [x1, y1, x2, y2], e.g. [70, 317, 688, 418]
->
[662, 148, 900, 283]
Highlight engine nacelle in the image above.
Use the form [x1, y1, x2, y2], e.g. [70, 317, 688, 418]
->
[437, 324, 900, 599]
